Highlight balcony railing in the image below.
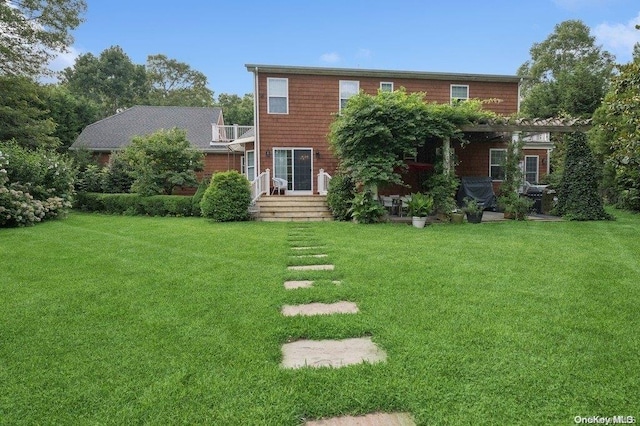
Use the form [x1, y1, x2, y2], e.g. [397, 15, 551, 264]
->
[212, 124, 254, 142]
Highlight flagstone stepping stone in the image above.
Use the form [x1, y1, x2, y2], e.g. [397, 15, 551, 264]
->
[292, 254, 328, 258]
[281, 301, 358, 316]
[284, 280, 314, 289]
[281, 337, 386, 369]
[288, 264, 334, 271]
[291, 246, 324, 250]
[305, 412, 415, 426]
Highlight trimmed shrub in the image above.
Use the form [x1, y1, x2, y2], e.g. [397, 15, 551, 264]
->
[191, 177, 210, 217]
[326, 172, 355, 221]
[350, 189, 386, 224]
[556, 132, 612, 221]
[200, 171, 251, 221]
[75, 193, 194, 216]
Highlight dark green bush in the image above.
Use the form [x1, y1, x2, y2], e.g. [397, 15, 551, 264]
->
[556, 132, 612, 221]
[191, 177, 210, 216]
[75, 193, 194, 216]
[200, 171, 251, 221]
[326, 172, 355, 221]
[350, 189, 385, 224]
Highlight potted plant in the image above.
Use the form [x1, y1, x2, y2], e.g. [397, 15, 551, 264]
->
[500, 193, 533, 220]
[407, 192, 433, 228]
[462, 197, 484, 223]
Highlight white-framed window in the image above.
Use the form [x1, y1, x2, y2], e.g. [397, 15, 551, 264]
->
[339, 80, 359, 112]
[267, 78, 288, 114]
[490, 149, 507, 181]
[245, 150, 255, 181]
[451, 84, 469, 104]
[380, 81, 394, 92]
[524, 155, 539, 184]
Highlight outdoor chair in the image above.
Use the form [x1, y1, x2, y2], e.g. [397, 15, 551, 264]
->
[271, 177, 288, 195]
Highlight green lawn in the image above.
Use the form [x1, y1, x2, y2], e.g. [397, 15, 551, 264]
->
[1, 212, 639, 425]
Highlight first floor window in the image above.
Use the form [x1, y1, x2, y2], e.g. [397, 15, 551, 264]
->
[524, 155, 539, 184]
[245, 150, 255, 181]
[339, 80, 359, 111]
[490, 149, 506, 180]
[267, 78, 288, 114]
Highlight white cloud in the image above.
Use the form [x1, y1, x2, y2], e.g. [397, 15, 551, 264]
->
[40, 46, 82, 83]
[320, 52, 340, 63]
[594, 13, 640, 62]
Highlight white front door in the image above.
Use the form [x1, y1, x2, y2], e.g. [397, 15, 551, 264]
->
[273, 148, 313, 194]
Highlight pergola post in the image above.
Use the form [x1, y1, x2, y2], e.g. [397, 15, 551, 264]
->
[443, 137, 451, 175]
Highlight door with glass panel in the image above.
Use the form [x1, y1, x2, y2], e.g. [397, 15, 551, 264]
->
[273, 148, 313, 194]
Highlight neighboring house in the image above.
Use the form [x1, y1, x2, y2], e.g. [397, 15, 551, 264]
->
[238, 64, 562, 200]
[70, 105, 246, 182]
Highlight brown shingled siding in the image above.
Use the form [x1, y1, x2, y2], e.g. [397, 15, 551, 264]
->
[256, 72, 520, 192]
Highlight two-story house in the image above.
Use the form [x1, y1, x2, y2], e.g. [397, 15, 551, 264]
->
[234, 64, 554, 203]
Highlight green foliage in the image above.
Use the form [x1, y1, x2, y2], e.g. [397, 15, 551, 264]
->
[0, 141, 74, 227]
[0, 76, 59, 150]
[349, 189, 385, 224]
[215, 93, 254, 125]
[329, 89, 496, 189]
[407, 192, 433, 217]
[461, 197, 483, 215]
[518, 20, 614, 118]
[557, 132, 612, 220]
[425, 157, 459, 215]
[102, 153, 134, 193]
[146, 54, 214, 107]
[121, 128, 203, 196]
[41, 84, 100, 150]
[0, 0, 87, 76]
[191, 177, 210, 217]
[62, 46, 149, 117]
[326, 172, 355, 221]
[200, 171, 251, 221]
[590, 58, 640, 211]
[75, 193, 193, 216]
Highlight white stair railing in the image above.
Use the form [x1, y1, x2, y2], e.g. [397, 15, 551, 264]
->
[212, 124, 254, 142]
[251, 168, 270, 204]
[317, 169, 332, 195]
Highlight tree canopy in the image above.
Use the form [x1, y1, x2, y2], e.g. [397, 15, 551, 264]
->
[61, 46, 149, 117]
[0, 0, 86, 76]
[518, 20, 615, 118]
[215, 93, 254, 125]
[146, 54, 214, 107]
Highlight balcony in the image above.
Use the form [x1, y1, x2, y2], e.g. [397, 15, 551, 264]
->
[210, 124, 254, 152]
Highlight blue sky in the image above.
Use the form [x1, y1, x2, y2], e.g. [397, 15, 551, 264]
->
[51, 0, 640, 96]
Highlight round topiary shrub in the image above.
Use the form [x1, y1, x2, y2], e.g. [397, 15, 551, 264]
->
[200, 171, 251, 221]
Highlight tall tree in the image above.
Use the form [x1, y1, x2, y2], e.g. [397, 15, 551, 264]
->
[40, 84, 100, 150]
[0, 75, 58, 149]
[518, 20, 615, 118]
[590, 56, 640, 211]
[0, 0, 86, 76]
[216, 93, 254, 125]
[61, 46, 149, 117]
[146, 54, 214, 107]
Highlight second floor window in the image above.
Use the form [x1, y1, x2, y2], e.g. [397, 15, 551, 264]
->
[268, 78, 288, 114]
[339, 80, 359, 112]
[451, 84, 469, 104]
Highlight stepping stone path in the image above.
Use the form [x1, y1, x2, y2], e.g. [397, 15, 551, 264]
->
[281, 225, 413, 424]
[281, 301, 359, 317]
[281, 337, 386, 368]
[305, 412, 415, 426]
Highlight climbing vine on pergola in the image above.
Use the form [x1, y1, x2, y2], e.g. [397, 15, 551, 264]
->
[328, 89, 498, 189]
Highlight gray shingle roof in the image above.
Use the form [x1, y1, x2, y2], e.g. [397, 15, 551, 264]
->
[71, 106, 223, 151]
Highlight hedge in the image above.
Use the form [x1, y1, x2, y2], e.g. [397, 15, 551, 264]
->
[75, 193, 195, 216]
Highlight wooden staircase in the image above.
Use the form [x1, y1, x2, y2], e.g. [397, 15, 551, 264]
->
[254, 195, 333, 222]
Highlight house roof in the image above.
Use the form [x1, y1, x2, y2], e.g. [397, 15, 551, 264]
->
[71, 105, 223, 152]
[245, 64, 523, 84]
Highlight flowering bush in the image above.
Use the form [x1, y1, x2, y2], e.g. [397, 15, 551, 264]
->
[0, 142, 74, 227]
